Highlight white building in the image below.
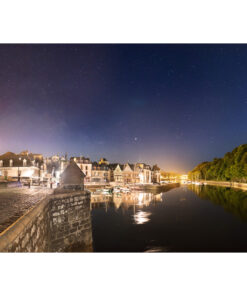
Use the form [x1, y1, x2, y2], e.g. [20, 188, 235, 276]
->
[0, 151, 43, 183]
[72, 156, 92, 183]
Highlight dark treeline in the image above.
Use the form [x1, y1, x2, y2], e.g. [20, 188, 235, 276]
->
[189, 185, 247, 221]
[189, 144, 247, 182]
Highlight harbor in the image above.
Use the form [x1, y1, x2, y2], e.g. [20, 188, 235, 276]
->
[90, 184, 247, 252]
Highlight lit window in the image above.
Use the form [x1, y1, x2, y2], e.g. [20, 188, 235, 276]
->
[0, 160, 2, 167]
[9, 159, 13, 167]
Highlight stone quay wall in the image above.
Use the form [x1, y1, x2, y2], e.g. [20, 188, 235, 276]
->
[0, 190, 92, 252]
[200, 180, 247, 191]
[49, 191, 92, 252]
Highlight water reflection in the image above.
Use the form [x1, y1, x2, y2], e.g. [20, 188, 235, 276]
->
[189, 184, 247, 221]
[133, 210, 152, 224]
[145, 246, 170, 252]
[91, 185, 247, 252]
[90, 191, 164, 211]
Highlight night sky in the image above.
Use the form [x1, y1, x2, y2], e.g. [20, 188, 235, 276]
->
[0, 44, 247, 172]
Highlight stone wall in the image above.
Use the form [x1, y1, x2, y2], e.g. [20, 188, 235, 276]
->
[201, 180, 247, 191]
[0, 198, 50, 252]
[49, 191, 92, 252]
[0, 190, 92, 252]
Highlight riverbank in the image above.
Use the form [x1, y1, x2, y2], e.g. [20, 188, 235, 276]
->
[200, 180, 247, 191]
[130, 183, 180, 193]
[85, 183, 180, 193]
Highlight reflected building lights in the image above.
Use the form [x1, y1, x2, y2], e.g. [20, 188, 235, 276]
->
[90, 191, 163, 211]
[133, 210, 151, 224]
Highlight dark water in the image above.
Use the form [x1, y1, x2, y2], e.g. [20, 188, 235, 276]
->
[91, 185, 247, 252]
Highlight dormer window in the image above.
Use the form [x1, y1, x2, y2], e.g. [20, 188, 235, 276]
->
[9, 159, 13, 167]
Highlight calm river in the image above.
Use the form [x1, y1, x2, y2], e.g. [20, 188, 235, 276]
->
[90, 185, 247, 252]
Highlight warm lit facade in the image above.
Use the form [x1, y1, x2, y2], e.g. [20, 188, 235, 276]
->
[152, 165, 161, 183]
[0, 151, 161, 186]
[43, 154, 69, 186]
[0, 151, 43, 182]
[110, 163, 153, 185]
[72, 156, 92, 183]
[135, 163, 152, 184]
[112, 164, 124, 184]
[91, 162, 110, 183]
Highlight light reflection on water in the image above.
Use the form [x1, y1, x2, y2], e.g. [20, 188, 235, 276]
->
[133, 210, 152, 224]
[145, 246, 170, 252]
[91, 185, 247, 252]
[91, 191, 164, 210]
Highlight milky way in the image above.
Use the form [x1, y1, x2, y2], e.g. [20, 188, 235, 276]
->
[0, 44, 246, 172]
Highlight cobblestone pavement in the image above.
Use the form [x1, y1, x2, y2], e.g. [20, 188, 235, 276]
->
[0, 187, 53, 233]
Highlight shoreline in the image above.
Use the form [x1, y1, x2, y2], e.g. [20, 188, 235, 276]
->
[85, 183, 180, 193]
[198, 180, 247, 191]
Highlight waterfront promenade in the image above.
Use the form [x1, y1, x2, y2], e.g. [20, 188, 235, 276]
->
[0, 183, 178, 234]
[0, 187, 52, 233]
[198, 180, 247, 191]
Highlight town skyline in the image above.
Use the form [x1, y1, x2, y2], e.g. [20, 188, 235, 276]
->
[0, 149, 162, 186]
[0, 148, 184, 174]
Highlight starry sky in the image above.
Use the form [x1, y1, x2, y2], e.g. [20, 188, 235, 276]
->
[0, 44, 247, 172]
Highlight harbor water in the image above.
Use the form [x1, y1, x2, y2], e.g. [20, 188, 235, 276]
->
[91, 185, 247, 252]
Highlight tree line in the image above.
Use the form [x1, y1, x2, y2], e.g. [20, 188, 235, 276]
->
[189, 185, 247, 221]
[188, 144, 247, 182]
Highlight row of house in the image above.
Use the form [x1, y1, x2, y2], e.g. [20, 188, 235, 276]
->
[72, 157, 161, 184]
[0, 151, 161, 185]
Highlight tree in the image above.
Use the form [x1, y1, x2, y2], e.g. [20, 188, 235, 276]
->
[188, 144, 247, 182]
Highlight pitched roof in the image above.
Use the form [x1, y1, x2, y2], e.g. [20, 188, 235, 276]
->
[108, 163, 119, 170]
[152, 164, 160, 171]
[124, 163, 135, 171]
[92, 163, 109, 170]
[0, 151, 43, 167]
[60, 160, 85, 185]
[0, 152, 17, 159]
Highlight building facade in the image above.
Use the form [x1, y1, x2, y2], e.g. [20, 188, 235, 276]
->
[91, 162, 111, 184]
[0, 151, 43, 183]
[152, 164, 161, 183]
[0, 150, 161, 186]
[109, 163, 153, 185]
[72, 156, 92, 183]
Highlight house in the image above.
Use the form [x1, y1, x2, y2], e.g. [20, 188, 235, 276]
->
[122, 163, 136, 184]
[42, 154, 69, 186]
[111, 164, 124, 184]
[72, 156, 92, 183]
[108, 162, 153, 185]
[135, 163, 152, 184]
[152, 164, 161, 183]
[91, 162, 110, 184]
[0, 151, 43, 182]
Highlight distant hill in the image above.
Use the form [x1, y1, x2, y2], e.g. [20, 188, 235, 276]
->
[188, 144, 247, 182]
